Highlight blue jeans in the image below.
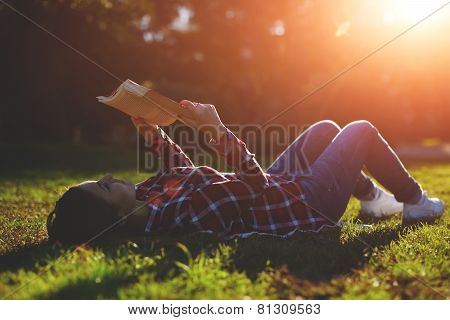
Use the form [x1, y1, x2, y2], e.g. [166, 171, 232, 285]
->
[266, 120, 421, 223]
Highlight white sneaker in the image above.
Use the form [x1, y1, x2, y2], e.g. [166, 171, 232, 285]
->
[403, 191, 445, 225]
[360, 187, 403, 218]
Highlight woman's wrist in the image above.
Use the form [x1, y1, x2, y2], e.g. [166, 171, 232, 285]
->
[210, 125, 228, 144]
[199, 124, 228, 144]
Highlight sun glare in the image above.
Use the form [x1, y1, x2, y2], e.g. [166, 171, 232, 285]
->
[383, 0, 448, 24]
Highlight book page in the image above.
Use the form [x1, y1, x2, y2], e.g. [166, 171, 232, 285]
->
[97, 81, 191, 126]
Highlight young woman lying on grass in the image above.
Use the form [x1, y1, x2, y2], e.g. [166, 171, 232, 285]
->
[47, 100, 445, 244]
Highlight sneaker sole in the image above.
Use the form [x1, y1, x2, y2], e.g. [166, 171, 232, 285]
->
[402, 200, 445, 226]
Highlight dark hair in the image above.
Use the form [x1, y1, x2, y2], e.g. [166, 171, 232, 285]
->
[47, 187, 121, 244]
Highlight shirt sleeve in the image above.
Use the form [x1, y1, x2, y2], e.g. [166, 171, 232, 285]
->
[139, 124, 194, 171]
[209, 128, 269, 191]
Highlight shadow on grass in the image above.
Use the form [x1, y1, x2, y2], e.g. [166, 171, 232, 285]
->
[1, 225, 402, 286]
[0, 242, 66, 273]
[231, 225, 402, 281]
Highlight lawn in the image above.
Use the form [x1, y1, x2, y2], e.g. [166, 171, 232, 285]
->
[0, 144, 448, 299]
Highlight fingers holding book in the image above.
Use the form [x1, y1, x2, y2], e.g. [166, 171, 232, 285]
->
[178, 100, 227, 142]
[178, 100, 223, 127]
[176, 101, 197, 127]
[130, 99, 228, 143]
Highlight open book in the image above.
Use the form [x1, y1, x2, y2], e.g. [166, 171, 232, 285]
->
[97, 80, 187, 126]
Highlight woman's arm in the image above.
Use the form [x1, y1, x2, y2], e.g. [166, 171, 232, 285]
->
[177, 100, 268, 190]
[131, 117, 194, 171]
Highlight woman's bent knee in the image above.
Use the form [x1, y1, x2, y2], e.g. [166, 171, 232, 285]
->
[309, 120, 341, 133]
[344, 120, 378, 135]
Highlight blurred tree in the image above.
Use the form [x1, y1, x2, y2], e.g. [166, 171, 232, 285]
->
[0, 0, 449, 149]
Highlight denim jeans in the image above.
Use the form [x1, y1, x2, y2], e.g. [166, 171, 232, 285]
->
[266, 120, 421, 223]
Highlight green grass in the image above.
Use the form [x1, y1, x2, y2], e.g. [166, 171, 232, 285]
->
[0, 144, 449, 299]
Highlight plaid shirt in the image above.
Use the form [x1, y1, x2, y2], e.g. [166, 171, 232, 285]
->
[135, 123, 328, 239]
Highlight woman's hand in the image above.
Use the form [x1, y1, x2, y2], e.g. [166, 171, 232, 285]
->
[178, 100, 227, 142]
[131, 116, 159, 137]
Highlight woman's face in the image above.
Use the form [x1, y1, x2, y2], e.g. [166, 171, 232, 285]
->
[76, 173, 136, 216]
